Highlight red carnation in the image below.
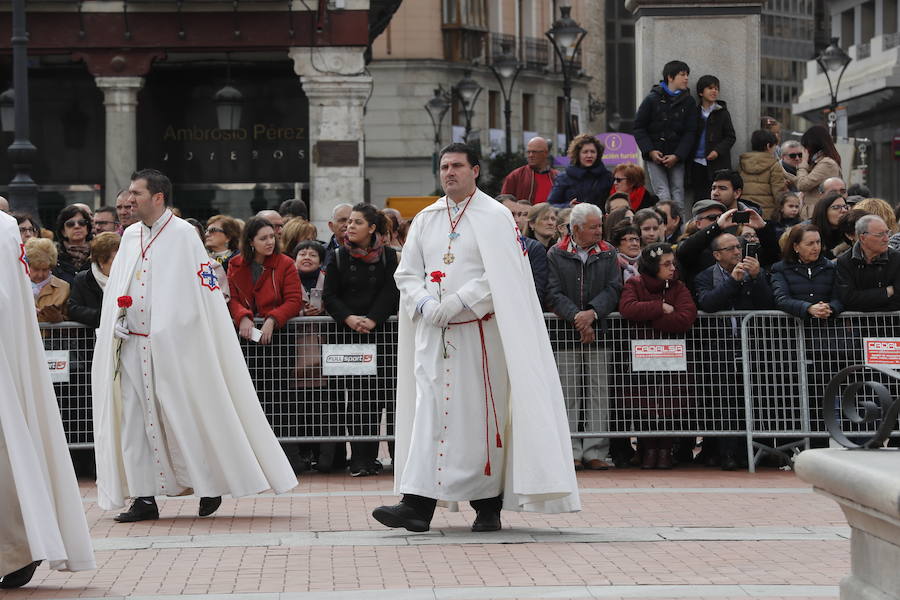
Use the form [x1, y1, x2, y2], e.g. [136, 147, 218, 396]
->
[117, 295, 133, 308]
[429, 271, 446, 283]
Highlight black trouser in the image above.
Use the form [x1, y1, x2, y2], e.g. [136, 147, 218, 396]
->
[401, 493, 503, 522]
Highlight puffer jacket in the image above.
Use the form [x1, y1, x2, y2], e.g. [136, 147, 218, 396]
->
[633, 83, 698, 161]
[618, 273, 697, 333]
[770, 257, 843, 318]
[738, 151, 787, 219]
[547, 163, 614, 208]
[546, 236, 622, 339]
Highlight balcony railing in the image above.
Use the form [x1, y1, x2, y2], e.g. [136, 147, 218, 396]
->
[885, 31, 900, 50]
[523, 36, 549, 70]
[857, 42, 871, 59]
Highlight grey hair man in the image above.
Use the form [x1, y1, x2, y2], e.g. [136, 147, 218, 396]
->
[836, 215, 900, 312]
[820, 177, 847, 199]
[115, 189, 137, 232]
[323, 203, 353, 270]
[256, 209, 285, 239]
[546, 201, 620, 471]
[780, 140, 803, 176]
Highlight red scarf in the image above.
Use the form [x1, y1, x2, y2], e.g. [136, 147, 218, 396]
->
[629, 186, 648, 211]
[556, 234, 611, 255]
[342, 233, 385, 264]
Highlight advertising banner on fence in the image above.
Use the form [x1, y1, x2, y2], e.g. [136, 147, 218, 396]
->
[45, 350, 70, 383]
[863, 338, 900, 369]
[630, 340, 687, 372]
[322, 344, 377, 376]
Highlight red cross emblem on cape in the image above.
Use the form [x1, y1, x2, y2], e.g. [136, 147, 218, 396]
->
[18, 243, 29, 276]
[514, 226, 528, 256]
[197, 262, 219, 291]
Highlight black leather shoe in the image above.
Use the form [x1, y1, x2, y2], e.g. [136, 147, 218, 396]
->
[199, 496, 222, 517]
[0, 561, 41, 589]
[114, 497, 159, 523]
[372, 502, 430, 532]
[471, 510, 502, 532]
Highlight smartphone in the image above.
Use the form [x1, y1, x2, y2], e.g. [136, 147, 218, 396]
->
[743, 241, 760, 259]
[308, 288, 323, 310]
[732, 210, 750, 224]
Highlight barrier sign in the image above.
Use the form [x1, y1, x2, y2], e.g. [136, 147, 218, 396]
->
[863, 338, 900, 369]
[46, 350, 70, 383]
[630, 340, 687, 372]
[322, 344, 377, 376]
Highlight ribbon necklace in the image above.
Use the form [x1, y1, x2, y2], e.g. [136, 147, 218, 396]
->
[443, 193, 473, 265]
[137, 212, 174, 280]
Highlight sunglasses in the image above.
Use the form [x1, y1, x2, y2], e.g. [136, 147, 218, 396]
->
[65, 219, 89, 228]
[206, 226, 225, 234]
[786, 153, 802, 159]
[613, 177, 627, 183]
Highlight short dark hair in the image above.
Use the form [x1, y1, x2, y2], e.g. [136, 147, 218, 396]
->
[712, 169, 743, 192]
[439, 142, 480, 169]
[782, 223, 820, 263]
[847, 183, 871, 197]
[240, 215, 281, 262]
[95, 205, 117, 219]
[634, 207, 662, 228]
[131, 168, 172, 206]
[279, 198, 309, 220]
[637, 242, 674, 276]
[750, 129, 778, 152]
[610, 223, 640, 247]
[656, 199, 682, 222]
[12, 211, 41, 229]
[55, 204, 94, 243]
[604, 192, 630, 213]
[662, 60, 690, 82]
[695, 74, 720, 96]
[294, 239, 326, 264]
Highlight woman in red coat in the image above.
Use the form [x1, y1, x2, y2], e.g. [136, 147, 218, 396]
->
[618, 242, 697, 469]
[227, 216, 303, 344]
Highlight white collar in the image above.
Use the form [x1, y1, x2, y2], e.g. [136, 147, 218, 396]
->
[142, 208, 172, 232]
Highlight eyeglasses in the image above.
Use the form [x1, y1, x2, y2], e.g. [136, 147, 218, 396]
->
[621, 236, 640, 243]
[786, 153, 802, 159]
[829, 204, 850, 211]
[696, 214, 720, 223]
[862, 231, 889, 239]
[94, 220, 117, 227]
[65, 219, 88, 228]
[713, 244, 742, 252]
[206, 226, 225, 234]
[18, 226, 36, 234]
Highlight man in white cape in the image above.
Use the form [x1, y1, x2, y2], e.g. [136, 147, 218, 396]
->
[373, 143, 580, 533]
[92, 169, 297, 522]
[0, 211, 95, 587]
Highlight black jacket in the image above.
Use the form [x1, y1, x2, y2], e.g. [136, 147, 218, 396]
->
[522, 236, 549, 309]
[694, 263, 773, 312]
[835, 243, 900, 312]
[323, 246, 400, 330]
[633, 84, 698, 162]
[67, 268, 104, 328]
[547, 163, 614, 208]
[770, 258, 843, 319]
[693, 100, 736, 173]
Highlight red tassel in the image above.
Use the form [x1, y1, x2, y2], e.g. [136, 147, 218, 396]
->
[484, 460, 492, 476]
[496, 433, 502, 448]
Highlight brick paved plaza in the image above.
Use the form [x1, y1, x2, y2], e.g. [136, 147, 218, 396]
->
[4, 465, 847, 600]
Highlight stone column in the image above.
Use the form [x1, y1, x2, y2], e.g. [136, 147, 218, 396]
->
[95, 76, 143, 207]
[625, 0, 764, 159]
[290, 47, 372, 234]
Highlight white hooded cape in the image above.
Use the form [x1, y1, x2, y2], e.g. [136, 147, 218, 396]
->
[394, 189, 580, 513]
[91, 214, 297, 510]
[0, 212, 95, 574]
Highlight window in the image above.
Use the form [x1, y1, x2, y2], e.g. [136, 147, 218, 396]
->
[442, 0, 488, 62]
[522, 93, 534, 131]
[489, 90, 500, 129]
[443, 0, 488, 28]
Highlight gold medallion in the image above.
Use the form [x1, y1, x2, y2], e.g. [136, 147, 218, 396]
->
[443, 252, 455, 265]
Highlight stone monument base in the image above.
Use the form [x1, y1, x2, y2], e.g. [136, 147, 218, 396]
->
[795, 449, 900, 600]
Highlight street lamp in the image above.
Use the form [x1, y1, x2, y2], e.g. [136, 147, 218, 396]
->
[453, 69, 482, 145]
[546, 5, 587, 152]
[487, 39, 522, 155]
[816, 37, 852, 141]
[424, 86, 451, 189]
[7, 0, 39, 215]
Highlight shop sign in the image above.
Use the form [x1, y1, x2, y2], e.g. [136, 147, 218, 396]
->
[322, 344, 377, 376]
[630, 340, 687, 372]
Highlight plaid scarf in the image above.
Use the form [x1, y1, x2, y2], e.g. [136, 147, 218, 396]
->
[343, 233, 385, 264]
[558, 234, 606, 256]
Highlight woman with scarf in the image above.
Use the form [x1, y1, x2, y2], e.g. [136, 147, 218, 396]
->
[610, 163, 659, 212]
[618, 242, 697, 469]
[67, 232, 121, 328]
[547, 133, 614, 209]
[53, 204, 93, 284]
[205, 214, 242, 272]
[323, 203, 400, 477]
[611, 223, 642, 282]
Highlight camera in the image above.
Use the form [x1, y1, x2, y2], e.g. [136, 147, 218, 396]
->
[732, 210, 751, 224]
[743, 241, 759, 259]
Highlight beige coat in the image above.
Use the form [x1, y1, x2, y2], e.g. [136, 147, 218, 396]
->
[785, 156, 841, 219]
[738, 151, 787, 219]
[35, 275, 70, 323]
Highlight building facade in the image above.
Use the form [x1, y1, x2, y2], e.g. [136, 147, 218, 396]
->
[364, 0, 603, 204]
[793, 0, 900, 197]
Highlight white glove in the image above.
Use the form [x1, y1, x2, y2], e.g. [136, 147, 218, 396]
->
[432, 293, 465, 328]
[420, 297, 439, 327]
[114, 317, 130, 340]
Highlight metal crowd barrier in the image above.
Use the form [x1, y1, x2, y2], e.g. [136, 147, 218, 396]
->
[41, 311, 900, 473]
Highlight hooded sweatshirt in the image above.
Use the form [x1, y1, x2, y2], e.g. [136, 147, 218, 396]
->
[737, 151, 787, 219]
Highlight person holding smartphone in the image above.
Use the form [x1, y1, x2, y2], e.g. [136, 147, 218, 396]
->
[293, 240, 326, 316]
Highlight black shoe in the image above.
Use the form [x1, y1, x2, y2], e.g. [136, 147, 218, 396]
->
[0, 561, 41, 589]
[114, 497, 159, 522]
[350, 466, 368, 477]
[199, 496, 222, 517]
[372, 502, 430, 532]
[369, 460, 384, 474]
[471, 510, 502, 532]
